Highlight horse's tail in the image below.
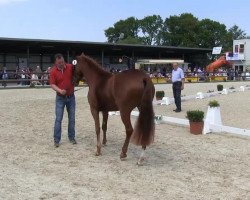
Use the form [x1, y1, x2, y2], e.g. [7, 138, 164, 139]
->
[131, 77, 155, 146]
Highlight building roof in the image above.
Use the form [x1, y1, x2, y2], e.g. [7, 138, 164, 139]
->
[0, 37, 212, 57]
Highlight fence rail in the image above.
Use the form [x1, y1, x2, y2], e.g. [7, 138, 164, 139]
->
[0, 71, 49, 87]
[0, 71, 249, 87]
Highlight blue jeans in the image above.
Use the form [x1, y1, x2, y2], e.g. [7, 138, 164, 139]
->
[54, 94, 75, 143]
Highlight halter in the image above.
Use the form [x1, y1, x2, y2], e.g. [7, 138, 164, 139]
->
[72, 60, 78, 85]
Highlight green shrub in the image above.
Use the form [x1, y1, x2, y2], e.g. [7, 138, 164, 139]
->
[208, 100, 220, 107]
[217, 84, 223, 91]
[186, 110, 204, 122]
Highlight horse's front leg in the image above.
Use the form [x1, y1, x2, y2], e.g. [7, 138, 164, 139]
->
[102, 111, 108, 146]
[90, 107, 101, 156]
[120, 110, 133, 160]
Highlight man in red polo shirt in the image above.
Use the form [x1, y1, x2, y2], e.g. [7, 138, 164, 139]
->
[50, 53, 76, 147]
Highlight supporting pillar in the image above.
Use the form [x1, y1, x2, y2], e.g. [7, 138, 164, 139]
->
[40, 54, 43, 70]
[27, 46, 30, 68]
[67, 50, 70, 63]
[101, 50, 104, 68]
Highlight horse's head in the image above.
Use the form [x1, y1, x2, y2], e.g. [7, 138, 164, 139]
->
[72, 53, 86, 86]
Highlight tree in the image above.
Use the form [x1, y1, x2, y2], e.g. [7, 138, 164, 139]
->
[139, 15, 163, 45]
[160, 13, 199, 47]
[104, 14, 247, 51]
[104, 17, 141, 44]
[196, 19, 229, 49]
[117, 36, 144, 45]
[228, 25, 247, 40]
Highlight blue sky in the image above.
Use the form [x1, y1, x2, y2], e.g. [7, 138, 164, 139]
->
[0, 0, 249, 42]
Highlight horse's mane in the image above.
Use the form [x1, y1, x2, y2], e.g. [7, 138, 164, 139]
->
[80, 54, 111, 76]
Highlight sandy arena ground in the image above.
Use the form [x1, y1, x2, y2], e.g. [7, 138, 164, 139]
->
[0, 82, 250, 200]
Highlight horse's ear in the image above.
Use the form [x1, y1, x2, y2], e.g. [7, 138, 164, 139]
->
[81, 52, 85, 56]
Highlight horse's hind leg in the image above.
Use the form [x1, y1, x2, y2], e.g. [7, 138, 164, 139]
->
[90, 107, 101, 156]
[137, 146, 146, 166]
[102, 111, 108, 146]
[120, 110, 133, 160]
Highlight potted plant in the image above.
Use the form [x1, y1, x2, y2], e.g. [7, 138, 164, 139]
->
[203, 100, 222, 134]
[208, 100, 220, 107]
[155, 91, 165, 100]
[186, 110, 204, 135]
[217, 84, 223, 91]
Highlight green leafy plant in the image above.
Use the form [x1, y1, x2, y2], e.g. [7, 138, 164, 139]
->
[155, 91, 165, 99]
[186, 110, 204, 122]
[208, 100, 220, 107]
[217, 84, 223, 91]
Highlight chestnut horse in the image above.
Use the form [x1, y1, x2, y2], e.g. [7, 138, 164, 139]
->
[74, 54, 155, 164]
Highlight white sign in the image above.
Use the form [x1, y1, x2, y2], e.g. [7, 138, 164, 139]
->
[226, 52, 244, 61]
[212, 47, 222, 54]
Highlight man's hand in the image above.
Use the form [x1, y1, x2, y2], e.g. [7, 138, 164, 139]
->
[59, 89, 67, 95]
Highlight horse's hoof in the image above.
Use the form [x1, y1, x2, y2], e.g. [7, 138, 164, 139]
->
[136, 158, 145, 166]
[120, 153, 127, 160]
[95, 151, 101, 156]
[137, 161, 144, 166]
[102, 142, 107, 147]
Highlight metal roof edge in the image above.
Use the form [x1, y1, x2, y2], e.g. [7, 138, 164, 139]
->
[0, 37, 212, 51]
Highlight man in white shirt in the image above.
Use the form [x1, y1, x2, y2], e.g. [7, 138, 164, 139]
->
[171, 62, 184, 112]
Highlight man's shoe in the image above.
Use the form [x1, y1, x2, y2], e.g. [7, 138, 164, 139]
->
[175, 109, 181, 113]
[54, 142, 59, 148]
[173, 109, 177, 112]
[70, 139, 77, 144]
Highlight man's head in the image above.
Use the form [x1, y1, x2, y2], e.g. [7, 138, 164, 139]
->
[54, 53, 65, 69]
[172, 62, 178, 70]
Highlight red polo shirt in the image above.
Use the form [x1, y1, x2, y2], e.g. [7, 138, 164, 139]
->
[50, 63, 74, 96]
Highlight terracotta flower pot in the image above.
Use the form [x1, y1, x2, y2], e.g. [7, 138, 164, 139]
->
[189, 121, 204, 135]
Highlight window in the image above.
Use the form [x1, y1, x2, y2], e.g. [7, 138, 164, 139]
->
[239, 44, 244, 53]
[234, 45, 238, 53]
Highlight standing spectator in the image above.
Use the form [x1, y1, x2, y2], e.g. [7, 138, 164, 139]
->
[41, 67, 51, 85]
[20, 68, 26, 86]
[172, 62, 184, 112]
[50, 53, 76, 147]
[35, 65, 42, 80]
[1, 67, 8, 87]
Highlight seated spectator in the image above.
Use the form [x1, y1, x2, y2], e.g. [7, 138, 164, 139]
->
[29, 69, 41, 87]
[41, 67, 51, 85]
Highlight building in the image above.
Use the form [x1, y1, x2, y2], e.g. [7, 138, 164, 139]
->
[0, 37, 211, 72]
[230, 39, 250, 72]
